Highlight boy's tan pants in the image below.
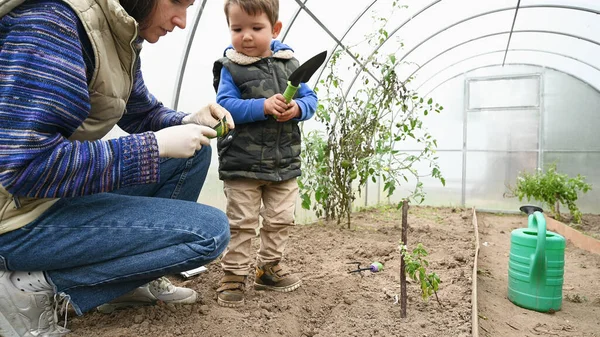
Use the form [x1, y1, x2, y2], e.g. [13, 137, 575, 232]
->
[221, 178, 298, 276]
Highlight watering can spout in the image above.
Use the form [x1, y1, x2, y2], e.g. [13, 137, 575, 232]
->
[528, 211, 547, 284]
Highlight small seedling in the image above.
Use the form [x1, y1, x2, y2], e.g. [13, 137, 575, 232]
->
[399, 243, 442, 306]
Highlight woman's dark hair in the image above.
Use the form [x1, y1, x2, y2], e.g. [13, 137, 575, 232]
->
[119, 0, 158, 29]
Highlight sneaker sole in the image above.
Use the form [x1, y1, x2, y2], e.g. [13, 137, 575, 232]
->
[0, 312, 20, 337]
[155, 292, 198, 305]
[253, 280, 302, 292]
[97, 300, 157, 314]
[217, 297, 244, 308]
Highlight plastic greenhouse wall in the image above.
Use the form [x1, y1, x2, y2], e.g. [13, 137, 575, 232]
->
[105, 0, 600, 223]
[385, 65, 600, 216]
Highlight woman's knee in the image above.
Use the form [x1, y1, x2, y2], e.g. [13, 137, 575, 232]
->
[211, 209, 230, 255]
[194, 145, 212, 164]
[215, 209, 231, 253]
[189, 204, 230, 259]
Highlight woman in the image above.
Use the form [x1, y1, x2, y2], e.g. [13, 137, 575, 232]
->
[0, 0, 234, 336]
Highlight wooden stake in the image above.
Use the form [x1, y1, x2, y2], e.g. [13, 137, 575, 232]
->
[400, 199, 409, 318]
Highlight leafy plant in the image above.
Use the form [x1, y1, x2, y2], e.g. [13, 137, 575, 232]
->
[508, 164, 591, 223]
[399, 243, 442, 306]
[299, 2, 445, 227]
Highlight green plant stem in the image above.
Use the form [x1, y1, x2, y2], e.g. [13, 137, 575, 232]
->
[427, 278, 443, 308]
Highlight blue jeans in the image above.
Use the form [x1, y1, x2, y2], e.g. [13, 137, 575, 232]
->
[0, 146, 229, 315]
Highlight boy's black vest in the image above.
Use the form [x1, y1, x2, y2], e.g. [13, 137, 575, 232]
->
[213, 56, 303, 182]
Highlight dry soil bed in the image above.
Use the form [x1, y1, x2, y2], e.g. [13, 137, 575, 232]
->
[68, 206, 476, 337]
[66, 207, 600, 337]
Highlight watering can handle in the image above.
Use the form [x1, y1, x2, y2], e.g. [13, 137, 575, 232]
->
[528, 211, 547, 282]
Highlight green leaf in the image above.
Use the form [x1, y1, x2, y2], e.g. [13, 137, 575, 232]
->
[301, 194, 311, 210]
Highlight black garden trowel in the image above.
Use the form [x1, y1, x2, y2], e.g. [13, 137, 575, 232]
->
[282, 50, 327, 103]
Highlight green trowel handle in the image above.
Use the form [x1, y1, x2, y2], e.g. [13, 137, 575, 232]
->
[528, 211, 547, 283]
[282, 81, 299, 103]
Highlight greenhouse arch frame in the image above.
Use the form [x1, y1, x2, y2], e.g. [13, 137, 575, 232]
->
[133, 0, 600, 218]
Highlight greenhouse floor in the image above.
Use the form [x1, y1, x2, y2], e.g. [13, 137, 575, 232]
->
[64, 206, 599, 337]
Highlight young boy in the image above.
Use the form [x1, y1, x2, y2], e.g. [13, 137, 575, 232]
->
[212, 0, 318, 307]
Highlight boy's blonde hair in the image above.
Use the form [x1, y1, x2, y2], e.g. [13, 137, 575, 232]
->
[224, 0, 279, 27]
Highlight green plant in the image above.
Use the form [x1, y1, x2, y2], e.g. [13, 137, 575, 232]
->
[399, 243, 442, 305]
[299, 2, 445, 227]
[508, 164, 591, 223]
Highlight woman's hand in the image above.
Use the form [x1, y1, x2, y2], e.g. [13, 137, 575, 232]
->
[182, 103, 235, 131]
[154, 124, 216, 158]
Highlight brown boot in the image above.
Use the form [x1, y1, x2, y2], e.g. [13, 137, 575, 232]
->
[216, 272, 246, 307]
[254, 262, 301, 292]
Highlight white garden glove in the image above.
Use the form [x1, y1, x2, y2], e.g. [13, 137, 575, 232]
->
[154, 124, 216, 158]
[182, 102, 235, 131]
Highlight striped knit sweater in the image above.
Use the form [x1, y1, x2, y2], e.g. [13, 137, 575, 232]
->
[0, 0, 186, 198]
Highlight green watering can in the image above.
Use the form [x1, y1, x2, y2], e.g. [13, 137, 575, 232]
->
[507, 205, 565, 312]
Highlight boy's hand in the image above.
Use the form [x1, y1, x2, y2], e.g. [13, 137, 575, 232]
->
[276, 99, 301, 122]
[264, 94, 288, 119]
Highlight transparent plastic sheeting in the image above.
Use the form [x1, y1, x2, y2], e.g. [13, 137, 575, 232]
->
[132, 0, 600, 219]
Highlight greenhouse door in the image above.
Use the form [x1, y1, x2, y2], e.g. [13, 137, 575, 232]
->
[463, 74, 541, 210]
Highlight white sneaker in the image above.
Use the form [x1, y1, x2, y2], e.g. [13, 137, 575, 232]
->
[0, 271, 69, 337]
[148, 276, 197, 304]
[97, 277, 197, 314]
